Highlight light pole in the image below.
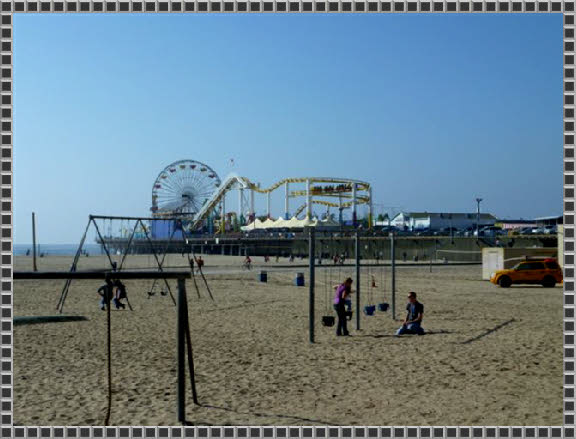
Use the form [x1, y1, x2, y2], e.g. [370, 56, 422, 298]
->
[476, 198, 483, 237]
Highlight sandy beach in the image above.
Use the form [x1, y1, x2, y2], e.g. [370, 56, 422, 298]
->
[13, 254, 562, 426]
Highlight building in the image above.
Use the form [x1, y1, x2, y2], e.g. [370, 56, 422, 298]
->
[534, 215, 563, 227]
[390, 212, 497, 231]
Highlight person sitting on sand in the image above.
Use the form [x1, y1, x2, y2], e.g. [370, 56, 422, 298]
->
[113, 280, 127, 310]
[395, 292, 425, 336]
[97, 282, 126, 310]
[334, 278, 353, 336]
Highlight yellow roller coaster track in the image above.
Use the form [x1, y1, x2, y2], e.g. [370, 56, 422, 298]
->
[189, 174, 371, 230]
[244, 177, 370, 193]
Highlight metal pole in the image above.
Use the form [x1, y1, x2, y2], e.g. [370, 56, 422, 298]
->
[309, 227, 315, 344]
[104, 278, 113, 426]
[180, 278, 199, 406]
[177, 278, 186, 424]
[355, 231, 361, 330]
[285, 182, 290, 219]
[306, 179, 312, 219]
[221, 197, 226, 234]
[352, 184, 357, 226]
[32, 212, 37, 272]
[476, 198, 482, 238]
[390, 232, 396, 320]
[368, 187, 373, 229]
[239, 187, 244, 224]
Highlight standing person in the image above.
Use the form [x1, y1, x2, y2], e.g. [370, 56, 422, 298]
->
[244, 255, 252, 270]
[97, 284, 112, 311]
[395, 292, 425, 335]
[195, 255, 204, 274]
[334, 277, 353, 336]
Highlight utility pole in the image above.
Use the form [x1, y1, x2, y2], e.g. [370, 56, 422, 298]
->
[32, 212, 38, 272]
[390, 232, 396, 320]
[476, 198, 483, 238]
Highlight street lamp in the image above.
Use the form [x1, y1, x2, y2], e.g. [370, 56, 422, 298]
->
[476, 198, 483, 237]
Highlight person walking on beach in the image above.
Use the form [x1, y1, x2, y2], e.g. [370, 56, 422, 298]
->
[334, 277, 353, 336]
[194, 256, 204, 274]
[395, 292, 425, 336]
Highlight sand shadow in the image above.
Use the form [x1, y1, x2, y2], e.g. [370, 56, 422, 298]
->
[357, 329, 453, 339]
[199, 404, 335, 425]
[460, 319, 515, 344]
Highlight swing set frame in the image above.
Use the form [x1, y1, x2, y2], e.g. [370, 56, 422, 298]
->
[56, 214, 214, 314]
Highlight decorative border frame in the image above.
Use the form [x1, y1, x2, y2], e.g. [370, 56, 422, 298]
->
[0, 1, 572, 437]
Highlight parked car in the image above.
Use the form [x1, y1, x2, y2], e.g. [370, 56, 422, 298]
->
[490, 258, 563, 288]
[474, 226, 503, 237]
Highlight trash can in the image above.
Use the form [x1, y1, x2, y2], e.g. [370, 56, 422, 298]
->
[259, 271, 267, 283]
[294, 273, 305, 287]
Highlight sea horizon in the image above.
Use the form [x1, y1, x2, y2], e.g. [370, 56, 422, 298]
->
[13, 243, 102, 256]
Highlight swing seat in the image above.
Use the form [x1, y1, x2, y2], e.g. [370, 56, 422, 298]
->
[322, 316, 335, 327]
[147, 291, 155, 297]
[345, 310, 353, 321]
[160, 291, 168, 296]
[363, 305, 376, 316]
[378, 303, 390, 312]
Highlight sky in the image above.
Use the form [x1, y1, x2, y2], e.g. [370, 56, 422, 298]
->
[13, 13, 562, 244]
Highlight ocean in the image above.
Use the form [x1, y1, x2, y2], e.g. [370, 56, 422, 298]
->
[13, 244, 102, 256]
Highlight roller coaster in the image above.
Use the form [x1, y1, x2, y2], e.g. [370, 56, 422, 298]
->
[150, 160, 373, 233]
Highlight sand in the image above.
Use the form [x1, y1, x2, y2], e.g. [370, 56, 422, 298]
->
[13, 254, 562, 426]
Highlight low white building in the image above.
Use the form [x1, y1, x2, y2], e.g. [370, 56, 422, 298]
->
[390, 212, 497, 231]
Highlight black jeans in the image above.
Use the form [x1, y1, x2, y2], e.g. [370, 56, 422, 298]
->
[334, 304, 349, 336]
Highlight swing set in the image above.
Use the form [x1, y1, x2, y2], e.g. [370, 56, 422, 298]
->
[56, 215, 215, 313]
[319, 234, 390, 329]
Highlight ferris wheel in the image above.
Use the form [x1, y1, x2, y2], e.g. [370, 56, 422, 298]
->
[151, 160, 221, 216]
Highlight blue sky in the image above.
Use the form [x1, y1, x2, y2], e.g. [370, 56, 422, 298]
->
[14, 13, 562, 244]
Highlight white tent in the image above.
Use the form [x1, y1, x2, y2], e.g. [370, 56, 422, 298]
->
[241, 218, 264, 231]
[262, 218, 277, 229]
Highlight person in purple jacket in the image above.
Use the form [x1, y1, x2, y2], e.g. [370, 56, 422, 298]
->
[334, 277, 353, 336]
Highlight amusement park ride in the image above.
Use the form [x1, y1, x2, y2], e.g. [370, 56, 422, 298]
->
[149, 159, 373, 236]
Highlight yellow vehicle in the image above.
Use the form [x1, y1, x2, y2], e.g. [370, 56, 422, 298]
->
[490, 258, 563, 288]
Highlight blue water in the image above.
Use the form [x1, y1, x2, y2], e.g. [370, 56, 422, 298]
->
[13, 244, 102, 256]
